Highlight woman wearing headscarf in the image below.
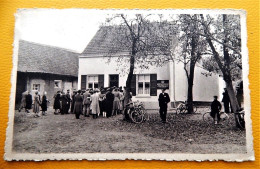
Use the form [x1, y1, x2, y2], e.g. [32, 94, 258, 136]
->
[41, 91, 49, 116]
[33, 91, 41, 117]
[73, 90, 83, 119]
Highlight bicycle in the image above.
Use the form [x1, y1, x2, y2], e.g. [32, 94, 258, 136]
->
[126, 101, 148, 124]
[235, 109, 245, 129]
[203, 110, 230, 125]
[176, 101, 197, 114]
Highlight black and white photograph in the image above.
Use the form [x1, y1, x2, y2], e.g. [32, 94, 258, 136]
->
[5, 9, 254, 161]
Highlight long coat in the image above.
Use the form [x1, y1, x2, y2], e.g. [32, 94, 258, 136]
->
[222, 91, 230, 103]
[73, 94, 83, 115]
[65, 93, 71, 111]
[20, 91, 27, 108]
[53, 93, 61, 109]
[41, 95, 48, 111]
[25, 94, 32, 109]
[33, 95, 41, 113]
[105, 92, 114, 117]
[60, 94, 68, 114]
[158, 93, 170, 109]
[90, 93, 100, 115]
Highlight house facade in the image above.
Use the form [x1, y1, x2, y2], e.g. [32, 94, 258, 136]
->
[78, 27, 223, 109]
[15, 40, 78, 108]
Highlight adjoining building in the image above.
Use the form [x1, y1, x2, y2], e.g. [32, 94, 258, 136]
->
[78, 26, 223, 109]
[15, 40, 78, 108]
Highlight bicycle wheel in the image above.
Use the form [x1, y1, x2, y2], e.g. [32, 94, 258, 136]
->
[235, 113, 245, 129]
[130, 109, 143, 123]
[219, 112, 230, 126]
[176, 107, 181, 114]
[203, 112, 214, 125]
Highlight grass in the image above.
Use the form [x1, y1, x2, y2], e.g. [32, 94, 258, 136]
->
[12, 108, 246, 154]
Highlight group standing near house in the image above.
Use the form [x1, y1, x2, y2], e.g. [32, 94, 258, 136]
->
[18, 84, 243, 124]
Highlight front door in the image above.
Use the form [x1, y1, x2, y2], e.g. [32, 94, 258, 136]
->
[109, 74, 119, 87]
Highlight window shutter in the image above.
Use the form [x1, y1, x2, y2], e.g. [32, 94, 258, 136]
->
[130, 74, 136, 96]
[150, 74, 157, 96]
[81, 75, 87, 90]
[98, 75, 104, 88]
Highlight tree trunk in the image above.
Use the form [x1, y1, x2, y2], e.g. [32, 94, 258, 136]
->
[222, 14, 240, 126]
[187, 29, 198, 114]
[124, 39, 136, 106]
[187, 62, 195, 113]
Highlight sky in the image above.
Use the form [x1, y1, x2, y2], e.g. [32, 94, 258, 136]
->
[15, 9, 239, 53]
[15, 9, 177, 53]
[16, 9, 107, 53]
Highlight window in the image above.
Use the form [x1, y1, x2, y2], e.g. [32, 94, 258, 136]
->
[137, 74, 150, 95]
[88, 75, 98, 89]
[32, 84, 40, 91]
[54, 80, 62, 88]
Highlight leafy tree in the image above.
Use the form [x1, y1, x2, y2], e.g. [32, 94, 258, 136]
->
[175, 14, 208, 113]
[102, 14, 177, 105]
[199, 14, 242, 116]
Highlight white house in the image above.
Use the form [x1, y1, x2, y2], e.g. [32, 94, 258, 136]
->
[78, 26, 223, 109]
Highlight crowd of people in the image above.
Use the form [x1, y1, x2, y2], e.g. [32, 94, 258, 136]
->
[18, 86, 130, 119]
[18, 85, 243, 124]
[18, 90, 49, 117]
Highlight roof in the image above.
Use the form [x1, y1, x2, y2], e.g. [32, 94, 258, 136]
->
[81, 26, 130, 56]
[17, 40, 79, 77]
[81, 23, 177, 57]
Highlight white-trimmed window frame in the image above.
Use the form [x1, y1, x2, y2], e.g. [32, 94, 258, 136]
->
[87, 75, 98, 89]
[137, 74, 150, 96]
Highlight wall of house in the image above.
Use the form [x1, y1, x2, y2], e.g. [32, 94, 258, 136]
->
[79, 56, 222, 109]
[15, 72, 78, 109]
[79, 56, 170, 109]
[174, 61, 222, 102]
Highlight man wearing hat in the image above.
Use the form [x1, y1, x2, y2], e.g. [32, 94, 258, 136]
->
[65, 89, 71, 114]
[211, 95, 222, 124]
[222, 88, 230, 113]
[158, 88, 170, 123]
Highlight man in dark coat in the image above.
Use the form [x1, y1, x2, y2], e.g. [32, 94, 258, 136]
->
[65, 89, 71, 114]
[211, 96, 222, 124]
[70, 90, 76, 113]
[73, 90, 83, 119]
[158, 88, 170, 123]
[53, 91, 61, 114]
[25, 91, 32, 113]
[222, 88, 230, 113]
[105, 88, 114, 118]
[60, 92, 68, 115]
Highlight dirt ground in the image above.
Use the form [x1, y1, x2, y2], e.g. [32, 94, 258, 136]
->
[12, 108, 246, 154]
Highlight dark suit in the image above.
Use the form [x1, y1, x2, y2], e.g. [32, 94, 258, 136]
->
[65, 93, 71, 114]
[222, 91, 230, 113]
[158, 92, 170, 122]
[211, 100, 222, 122]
